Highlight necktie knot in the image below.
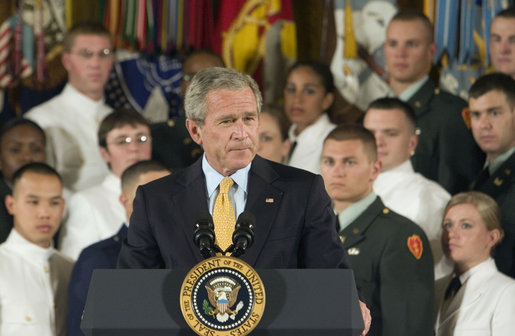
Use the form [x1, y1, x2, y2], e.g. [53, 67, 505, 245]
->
[445, 276, 462, 300]
[219, 177, 234, 194]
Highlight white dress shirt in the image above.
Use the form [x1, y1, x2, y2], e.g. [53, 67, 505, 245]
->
[0, 230, 73, 336]
[374, 160, 452, 279]
[25, 83, 111, 192]
[288, 113, 336, 174]
[60, 173, 125, 260]
[435, 258, 515, 336]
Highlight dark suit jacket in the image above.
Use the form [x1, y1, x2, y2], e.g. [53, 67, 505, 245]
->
[408, 80, 483, 194]
[118, 155, 351, 270]
[67, 225, 127, 336]
[471, 151, 515, 278]
[0, 175, 13, 243]
[341, 197, 434, 336]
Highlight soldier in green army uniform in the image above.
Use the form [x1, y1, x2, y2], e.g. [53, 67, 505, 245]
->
[384, 11, 483, 194]
[321, 124, 434, 336]
[151, 49, 225, 170]
[468, 73, 515, 278]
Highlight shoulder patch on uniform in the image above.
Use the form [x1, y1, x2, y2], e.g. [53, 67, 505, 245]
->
[461, 107, 471, 129]
[407, 234, 423, 260]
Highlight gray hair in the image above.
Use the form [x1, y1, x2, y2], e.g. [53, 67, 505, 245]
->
[184, 67, 262, 125]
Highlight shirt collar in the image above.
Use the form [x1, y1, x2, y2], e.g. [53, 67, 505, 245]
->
[488, 146, 515, 174]
[396, 75, 429, 101]
[4, 229, 55, 263]
[456, 257, 495, 285]
[337, 192, 377, 232]
[202, 154, 252, 198]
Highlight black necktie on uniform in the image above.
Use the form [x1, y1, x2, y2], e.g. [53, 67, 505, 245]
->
[444, 276, 462, 300]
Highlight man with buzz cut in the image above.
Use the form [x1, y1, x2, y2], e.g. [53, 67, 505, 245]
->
[67, 160, 170, 336]
[0, 162, 73, 336]
[363, 97, 452, 279]
[321, 124, 434, 336]
[26, 21, 114, 192]
[468, 72, 515, 278]
[384, 10, 483, 194]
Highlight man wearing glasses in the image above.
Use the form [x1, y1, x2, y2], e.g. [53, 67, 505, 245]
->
[26, 22, 114, 193]
[59, 108, 152, 260]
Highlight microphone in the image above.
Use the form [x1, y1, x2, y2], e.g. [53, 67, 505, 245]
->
[228, 211, 255, 258]
[193, 212, 219, 259]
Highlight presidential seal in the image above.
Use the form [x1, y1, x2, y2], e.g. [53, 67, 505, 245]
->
[180, 256, 266, 336]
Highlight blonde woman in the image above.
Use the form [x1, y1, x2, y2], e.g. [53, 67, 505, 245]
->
[435, 191, 515, 335]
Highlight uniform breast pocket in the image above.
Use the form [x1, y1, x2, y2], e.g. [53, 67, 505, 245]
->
[1, 301, 51, 334]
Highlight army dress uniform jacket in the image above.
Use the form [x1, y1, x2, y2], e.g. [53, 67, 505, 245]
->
[340, 197, 434, 336]
[407, 80, 483, 194]
[471, 151, 515, 278]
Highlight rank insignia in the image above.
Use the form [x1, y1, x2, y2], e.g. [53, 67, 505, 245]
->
[494, 178, 503, 186]
[347, 247, 360, 255]
[407, 235, 423, 260]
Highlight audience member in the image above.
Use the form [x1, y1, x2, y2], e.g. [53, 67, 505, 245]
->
[0, 162, 73, 336]
[25, 22, 114, 192]
[151, 49, 224, 170]
[117, 67, 372, 334]
[59, 109, 152, 260]
[257, 104, 291, 163]
[284, 60, 336, 174]
[489, 7, 515, 79]
[468, 72, 515, 278]
[321, 124, 434, 336]
[435, 191, 515, 335]
[384, 11, 483, 194]
[0, 118, 46, 243]
[67, 160, 169, 336]
[363, 97, 451, 279]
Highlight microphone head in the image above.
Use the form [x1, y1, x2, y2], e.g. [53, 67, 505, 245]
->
[233, 211, 255, 248]
[193, 211, 215, 247]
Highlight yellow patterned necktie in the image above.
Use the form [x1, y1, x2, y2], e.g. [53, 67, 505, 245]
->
[213, 177, 235, 251]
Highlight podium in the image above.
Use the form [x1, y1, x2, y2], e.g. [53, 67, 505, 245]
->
[81, 268, 364, 335]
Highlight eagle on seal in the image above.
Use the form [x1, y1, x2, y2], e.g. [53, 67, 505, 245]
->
[206, 283, 241, 317]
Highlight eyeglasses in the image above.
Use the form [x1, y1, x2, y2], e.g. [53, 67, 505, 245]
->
[108, 134, 151, 146]
[182, 72, 197, 81]
[71, 48, 113, 60]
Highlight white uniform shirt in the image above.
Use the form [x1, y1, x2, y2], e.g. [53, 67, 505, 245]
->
[374, 160, 452, 279]
[60, 173, 125, 260]
[435, 258, 515, 336]
[25, 83, 111, 192]
[0, 230, 70, 336]
[287, 113, 336, 174]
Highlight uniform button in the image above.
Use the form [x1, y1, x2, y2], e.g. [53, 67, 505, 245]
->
[434, 88, 440, 94]
[353, 228, 359, 234]
[183, 138, 192, 144]
[44, 266, 49, 273]
[167, 119, 175, 127]
[415, 101, 421, 108]
[114, 235, 120, 242]
[26, 316, 32, 322]
[383, 208, 390, 214]
[339, 236, 346, 243]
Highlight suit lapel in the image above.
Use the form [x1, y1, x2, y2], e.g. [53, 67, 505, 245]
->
[474, 152, 515, 196]
[341, 197, 383, 248]
[407, 80, 434, 119]
[172, 159, 210, 264]
[241, 156, 283, 266]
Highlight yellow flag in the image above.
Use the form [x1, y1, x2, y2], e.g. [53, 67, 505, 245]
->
[343, 0, 357, 59]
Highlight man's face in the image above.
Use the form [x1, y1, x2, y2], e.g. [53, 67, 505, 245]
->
[186, 87, 259, 176]
[5, 172, 64, 248]
[321, 139, 380, 205]
[0, 124, 46, 183]
[469, 90, 515, 162]
[490, 17, 515, 78]
[62, 34, 113, 101]
[180, 53, 224, 97]
[100, 124, 152, 177]
[384, 19, 436, 85]
[363, 108, 417, 171]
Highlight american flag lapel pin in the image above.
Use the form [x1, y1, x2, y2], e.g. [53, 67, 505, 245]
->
[265, 198, 274, 203]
